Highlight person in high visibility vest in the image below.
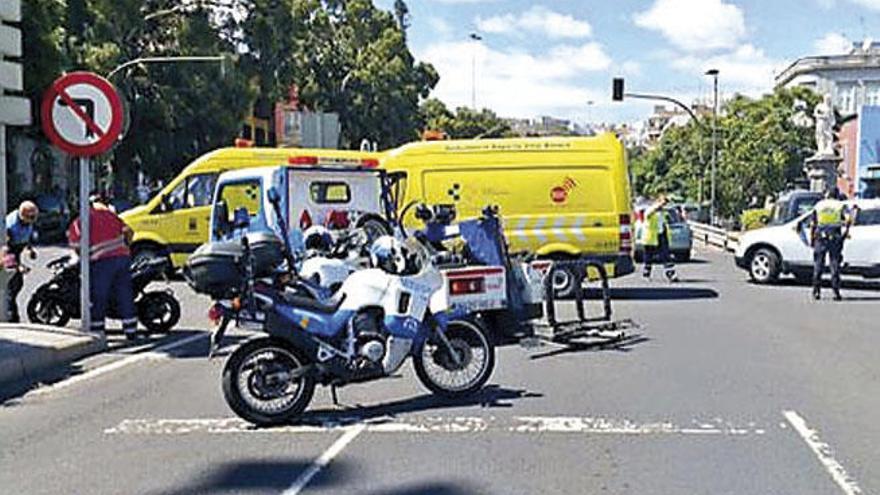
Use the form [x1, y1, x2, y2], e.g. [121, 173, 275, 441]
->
[67, 193, 139, 339]
[798, 189, 856, 301]
[639, 195, 678, 282]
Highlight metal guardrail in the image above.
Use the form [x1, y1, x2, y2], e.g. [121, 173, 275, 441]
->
[688, 221, 739, 252]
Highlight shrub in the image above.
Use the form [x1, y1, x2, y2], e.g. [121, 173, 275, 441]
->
[740, 208, 770, 231]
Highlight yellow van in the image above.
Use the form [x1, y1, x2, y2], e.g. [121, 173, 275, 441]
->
[382, 134, 634, 291]
[121, 146, 382, 268]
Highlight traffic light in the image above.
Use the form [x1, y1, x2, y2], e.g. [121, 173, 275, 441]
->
[612, 78, 624, 102]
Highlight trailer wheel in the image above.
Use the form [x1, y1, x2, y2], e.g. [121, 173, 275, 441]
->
[549, 264, 578, 299]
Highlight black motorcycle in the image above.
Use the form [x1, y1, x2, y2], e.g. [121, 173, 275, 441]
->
[27, 255, 181, 333]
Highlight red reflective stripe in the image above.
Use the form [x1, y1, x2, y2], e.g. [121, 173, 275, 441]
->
[446, 268, 505, 279]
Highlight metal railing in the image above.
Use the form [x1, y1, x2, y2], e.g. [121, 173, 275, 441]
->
[688, 221, 739, 252]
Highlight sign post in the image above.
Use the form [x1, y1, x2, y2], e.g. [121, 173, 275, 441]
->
[41, 72, 124, 335]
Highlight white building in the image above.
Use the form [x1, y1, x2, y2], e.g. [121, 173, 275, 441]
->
[775, 41, 880, 115]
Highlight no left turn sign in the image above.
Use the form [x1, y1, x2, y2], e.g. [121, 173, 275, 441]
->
[41, 72, 124, 157]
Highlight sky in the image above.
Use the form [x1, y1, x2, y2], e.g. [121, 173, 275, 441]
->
[373, 0, 880, 126]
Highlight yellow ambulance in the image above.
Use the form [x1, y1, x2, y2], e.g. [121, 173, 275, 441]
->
[121, 145, 382, 268]
[382, 134, 635, 291]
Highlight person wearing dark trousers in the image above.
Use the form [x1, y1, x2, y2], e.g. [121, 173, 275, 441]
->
[640, 195, 678, 282]
[798, 190, 856, 301]
[67, 196, 138, 339]
[4, 201, 39, 322]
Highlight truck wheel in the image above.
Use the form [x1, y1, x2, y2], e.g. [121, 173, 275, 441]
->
[749, 248, 780, 284]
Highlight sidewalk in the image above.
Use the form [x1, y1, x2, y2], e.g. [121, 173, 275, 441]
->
[0, 323, 105, 389]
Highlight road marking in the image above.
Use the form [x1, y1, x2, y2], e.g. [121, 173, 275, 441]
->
[783, 410, 863, 495]
[281, 423, 366, 495]
[31, 332, 208, 396]
[105, 415, 768, 436]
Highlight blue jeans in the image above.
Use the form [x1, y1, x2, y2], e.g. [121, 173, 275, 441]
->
[90, 255, 137, 333]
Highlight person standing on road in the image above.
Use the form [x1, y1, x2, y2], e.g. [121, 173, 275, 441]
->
[67, 194, 138, 339]
[639, 195, 679, 282]
[4, 201, 40, 322]
[798, 190, 856, 301]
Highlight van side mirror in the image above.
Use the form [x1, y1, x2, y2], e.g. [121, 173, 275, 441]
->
[213, 201, 230, 236]
[232, 207, 251, 230]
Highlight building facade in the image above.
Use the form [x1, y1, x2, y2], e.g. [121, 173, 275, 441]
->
[776, 41, 880, 197]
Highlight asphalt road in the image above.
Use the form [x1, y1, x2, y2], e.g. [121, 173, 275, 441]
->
[1, 247, 879, 495]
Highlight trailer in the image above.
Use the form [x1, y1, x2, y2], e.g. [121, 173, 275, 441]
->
[420, 205, 637, 347]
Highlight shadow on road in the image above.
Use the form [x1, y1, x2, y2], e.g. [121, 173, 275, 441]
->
[298, 385, 542, 425]
[529, 333, 650, 360]
[584, 287, 719, 301]
[364, 481, 481, 495]
[152, 458, 349, 495]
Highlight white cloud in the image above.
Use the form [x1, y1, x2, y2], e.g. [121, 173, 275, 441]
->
[427, 17, 452, 37]
[670, 44, 780, 92]
[417, 40, 609, 118]
[848, 0, 880, 9]
[620, 61, 643, 77]
[476, 6, 592, 39]
[633, 0, 746, 52]
[814, 32, 852, 55]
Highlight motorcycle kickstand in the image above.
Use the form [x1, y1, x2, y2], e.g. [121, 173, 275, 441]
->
[330, 385, 360, 411]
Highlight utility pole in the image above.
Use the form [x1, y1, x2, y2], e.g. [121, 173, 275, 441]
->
[469, 33, 482, 109]
[706, 69, 719, 225]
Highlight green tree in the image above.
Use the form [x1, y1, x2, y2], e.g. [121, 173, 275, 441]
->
[629, 87, 819, 218]
[420, 98, 512, 139]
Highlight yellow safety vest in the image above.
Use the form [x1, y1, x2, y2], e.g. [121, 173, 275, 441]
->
[815, 199, 844, 227]
[642, 211, 661, 247]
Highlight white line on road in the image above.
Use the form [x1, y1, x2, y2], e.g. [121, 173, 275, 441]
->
[782, 410, 864, 495]
[105, 415, 768, 436]
[281, 423, 366, 495]
[31, 332, 208, 397]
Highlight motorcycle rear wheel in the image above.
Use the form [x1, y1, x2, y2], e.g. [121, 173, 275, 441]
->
[137, 291, 181, 333]
[27, 288, 71, 327]
[222, 338, 315, 426]
[413, 317, 495, 398]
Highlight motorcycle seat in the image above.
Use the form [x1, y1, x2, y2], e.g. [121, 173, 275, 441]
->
[281, 291, 345, 314]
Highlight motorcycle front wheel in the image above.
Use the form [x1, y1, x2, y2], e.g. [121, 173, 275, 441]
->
[137, 291, 181, 333]
[413, 317, 495, 398]
[27, 288, 71, 327]
[222, 338, 315, 427]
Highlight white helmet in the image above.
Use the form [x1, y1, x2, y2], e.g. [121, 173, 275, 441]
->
[369, 235, 407, 274]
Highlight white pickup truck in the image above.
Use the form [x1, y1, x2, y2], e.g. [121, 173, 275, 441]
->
[734, 199, 880, 283]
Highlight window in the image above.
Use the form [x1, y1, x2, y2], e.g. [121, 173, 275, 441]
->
[163, 173, 218, 211]
[855, 208, 880, 226]
[218, 180, 262, 220]
[309, 182, 351, 204]
[866, 83, 880, 107]
[187, 174, 218, 208]
[836, 83, 857, 114]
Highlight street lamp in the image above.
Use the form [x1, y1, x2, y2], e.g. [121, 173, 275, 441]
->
[469, 33, 482, 109]
[705, 68, 719, 225]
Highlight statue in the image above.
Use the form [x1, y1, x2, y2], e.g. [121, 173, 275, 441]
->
[813, 94, 836, 156]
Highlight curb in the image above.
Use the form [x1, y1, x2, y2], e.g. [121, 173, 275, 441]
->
[0, 324, 106, 387]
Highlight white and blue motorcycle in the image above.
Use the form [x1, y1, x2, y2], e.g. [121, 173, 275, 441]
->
[209, 198, 495, 426]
